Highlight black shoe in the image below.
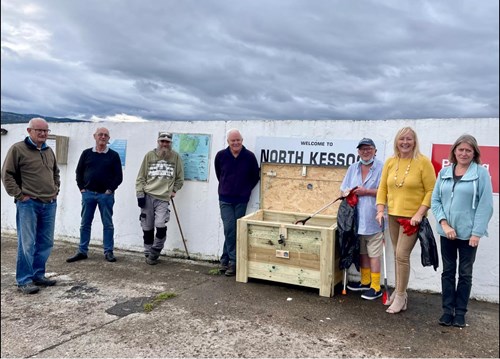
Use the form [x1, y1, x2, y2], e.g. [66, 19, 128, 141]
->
[219, 263, 228, 273]
[225, 264, 236, 276]
[18, 283, 40, 294]
[347, 282, 371, 291]
[361, 288, 383, 300]
[438, 313, 454, 326]
[33, 277, 57, 287]
[453, 314, 466, 328]
[66, 252, 88, 263]
[146, 252, 159, 265]
[145, 257, 159, 265]
[105, 251, 117, 262]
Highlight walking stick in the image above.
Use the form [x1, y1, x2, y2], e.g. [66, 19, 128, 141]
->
[171, 198, 190, 259]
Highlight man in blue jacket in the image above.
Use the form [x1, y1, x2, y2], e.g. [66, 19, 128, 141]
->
[214, 129, 260, 276]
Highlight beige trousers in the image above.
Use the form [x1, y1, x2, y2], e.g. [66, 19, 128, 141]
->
[388, 215, 418, 294]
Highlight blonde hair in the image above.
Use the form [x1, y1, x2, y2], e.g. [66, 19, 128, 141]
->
[449, 134, 481, 164]
[392, 126, 422, 159]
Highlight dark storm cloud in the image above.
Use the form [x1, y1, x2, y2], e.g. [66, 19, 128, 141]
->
[1, 0, 498, 121]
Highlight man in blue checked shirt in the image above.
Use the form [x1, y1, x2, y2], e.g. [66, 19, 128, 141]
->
[340, 138, 384, 300]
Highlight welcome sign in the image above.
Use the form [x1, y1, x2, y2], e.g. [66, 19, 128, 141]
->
[255, 136, 385, 167]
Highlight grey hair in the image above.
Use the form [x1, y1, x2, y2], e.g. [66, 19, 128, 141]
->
[226, 128, 242, 140]
[28, 117, 47, 128]
[94, 127, 109, 135]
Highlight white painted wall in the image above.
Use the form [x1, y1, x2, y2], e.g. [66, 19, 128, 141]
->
[1, 118, 498, 302]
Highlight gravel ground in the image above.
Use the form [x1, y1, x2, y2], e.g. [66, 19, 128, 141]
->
[1, 233, 498, 358]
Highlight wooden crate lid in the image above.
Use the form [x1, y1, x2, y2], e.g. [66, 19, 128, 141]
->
[260, 163, 347, 215]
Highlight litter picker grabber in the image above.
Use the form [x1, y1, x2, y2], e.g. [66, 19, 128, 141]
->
[171, 198, 190, 259]
[295, 186, 358, 226]
[381, 218, 391, 304]
[342, 269, 348, 295]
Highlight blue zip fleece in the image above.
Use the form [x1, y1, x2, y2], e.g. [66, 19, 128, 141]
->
[214, 146, 260, 204]
[431, 162, 493, 240]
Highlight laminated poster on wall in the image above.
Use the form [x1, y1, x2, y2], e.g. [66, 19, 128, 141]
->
[109, 139, 127, 168]
[171, 133, 211, 182]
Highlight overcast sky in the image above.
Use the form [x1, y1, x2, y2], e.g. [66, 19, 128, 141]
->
[1, 0, 498, 122]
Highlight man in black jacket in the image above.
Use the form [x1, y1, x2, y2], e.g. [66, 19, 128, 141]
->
[214, 129, 260, 276]
[67, 127, 123, 263]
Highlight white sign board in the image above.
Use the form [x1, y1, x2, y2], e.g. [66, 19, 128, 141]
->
[255, 137, 385, 167]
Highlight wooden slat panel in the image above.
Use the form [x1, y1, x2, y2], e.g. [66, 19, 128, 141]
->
[319, 228, 334, 297]
[236, 218, 249, 282]
[247, 224, 322, 255]
[240, 209, 265, 221]
[247, 261, 321, 289]
[248, 246, 320, 271]
[245, 210, 337, 229]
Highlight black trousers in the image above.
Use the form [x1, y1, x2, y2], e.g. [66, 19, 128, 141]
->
[440, 236, 477, 316]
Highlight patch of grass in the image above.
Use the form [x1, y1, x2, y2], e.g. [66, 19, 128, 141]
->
[143, 292, 177, 312]
[208, 268, 222, 275]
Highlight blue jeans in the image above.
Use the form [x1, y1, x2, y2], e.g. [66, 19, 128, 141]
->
[440, 236, 477, 316]
[219, 201, 248, 265]
[79, 191, 115, 255]
[16, 199, 57, 286]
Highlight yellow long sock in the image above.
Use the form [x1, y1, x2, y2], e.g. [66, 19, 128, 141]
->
[371, 272, 381, 292]
[361, 267, 371, 285]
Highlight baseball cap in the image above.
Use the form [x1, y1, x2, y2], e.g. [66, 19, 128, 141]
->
[158, 132, 173, 141]
[356, 138, 376, 148]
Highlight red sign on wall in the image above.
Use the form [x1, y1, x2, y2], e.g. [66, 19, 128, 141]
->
[431, 144, 499, 194]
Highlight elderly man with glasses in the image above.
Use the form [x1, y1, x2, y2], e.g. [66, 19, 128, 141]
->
[67, 127, 123, 263]
[2, 117, 60, 294]
[340, 138, 385, 300]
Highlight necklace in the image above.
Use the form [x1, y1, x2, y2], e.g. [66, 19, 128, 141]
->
[394, 158, 412, 188]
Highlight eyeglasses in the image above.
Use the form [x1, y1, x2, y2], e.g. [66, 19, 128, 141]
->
[31, 128, 51, 134]
[159, 140, 171, 143]
[96, 133, 109, 137]
[359, 147, 374, 152]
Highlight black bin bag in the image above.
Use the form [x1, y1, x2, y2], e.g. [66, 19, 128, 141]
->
[336, 197, 360, 271]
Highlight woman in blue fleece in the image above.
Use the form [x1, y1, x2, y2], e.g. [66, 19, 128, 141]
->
[431, 134, 493, 328]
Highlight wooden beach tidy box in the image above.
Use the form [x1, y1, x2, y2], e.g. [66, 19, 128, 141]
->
[236, 163, 347, 297]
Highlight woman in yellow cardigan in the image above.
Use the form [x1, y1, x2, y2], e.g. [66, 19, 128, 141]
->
[376, 127, 436, 314]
